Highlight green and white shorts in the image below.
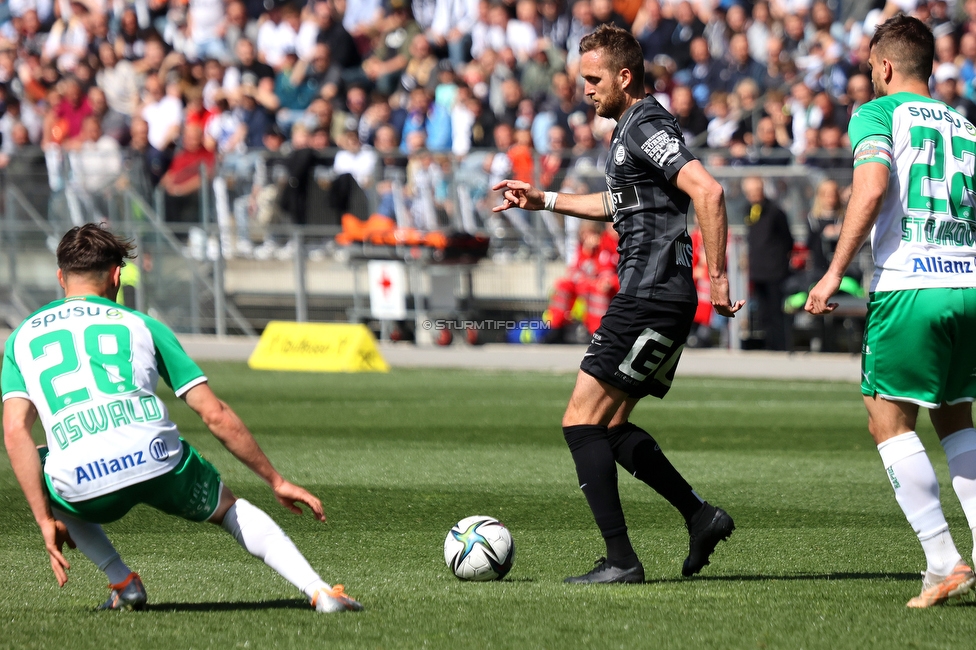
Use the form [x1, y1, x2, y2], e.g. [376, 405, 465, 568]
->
[41, 440, 223, 524]
[861, 287, 976, 408]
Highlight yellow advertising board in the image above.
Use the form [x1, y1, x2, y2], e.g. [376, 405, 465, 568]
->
[247, 321, 389, 373]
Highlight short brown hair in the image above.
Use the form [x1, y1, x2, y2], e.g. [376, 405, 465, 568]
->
[579, 24, 645, 88]
[870, 15, 934, 82]
[57, 224, 135, 276]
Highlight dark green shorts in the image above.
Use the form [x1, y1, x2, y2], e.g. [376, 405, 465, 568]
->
[41, 440, 223, 524]
[862, 288, 976, 408]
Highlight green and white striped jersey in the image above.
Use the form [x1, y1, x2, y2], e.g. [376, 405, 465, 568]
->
[1, 296, 206, 501]
[849, 92, 976, 292]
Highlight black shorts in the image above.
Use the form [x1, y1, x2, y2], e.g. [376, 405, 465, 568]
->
[579, 294, 697, 399]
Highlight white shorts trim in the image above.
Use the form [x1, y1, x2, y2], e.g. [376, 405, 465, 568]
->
[877, 393, 939, 409]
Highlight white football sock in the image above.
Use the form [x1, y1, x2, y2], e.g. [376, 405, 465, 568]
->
[940, 427, 976, 562]
[52, 509, 133, 584]
[220, 499, 328, 598]
[878, 431, 962, 576]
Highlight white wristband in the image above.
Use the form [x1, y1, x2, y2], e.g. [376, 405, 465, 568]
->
[543, 191, 557, 211]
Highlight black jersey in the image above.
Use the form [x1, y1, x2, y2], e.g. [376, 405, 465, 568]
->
[605, 96, 698, 303]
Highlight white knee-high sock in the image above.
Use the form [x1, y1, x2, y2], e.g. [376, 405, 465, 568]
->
[940, 427, 976, 561]
[878, 431, 962, 576]
[221, 499, 327, 598]
[52, 509, 133, 584]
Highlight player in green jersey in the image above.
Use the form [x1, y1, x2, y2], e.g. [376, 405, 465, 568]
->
[2, 224, 362, 613]
[807, 15, 976, 608]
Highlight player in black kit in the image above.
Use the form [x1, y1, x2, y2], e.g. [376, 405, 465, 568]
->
[494, 25, 745, 583]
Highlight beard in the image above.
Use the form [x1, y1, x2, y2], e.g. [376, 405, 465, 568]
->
[596, 82, 628, 119]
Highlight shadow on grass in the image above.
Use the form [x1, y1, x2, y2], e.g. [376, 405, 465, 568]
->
[644, 572, 920, 584]
[144, 599, 308, 612]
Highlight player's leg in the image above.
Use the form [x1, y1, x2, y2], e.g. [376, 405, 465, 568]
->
[606, 400, 733, 576]
[562, 370, 643, 583]
[208, 486, 361, 612]
[933, 287, 976, 570]
[867, 395, 973, 607]
[37, 445, 146, 610]
[934, 401, 976, 569]
[145, 441, 361, 612]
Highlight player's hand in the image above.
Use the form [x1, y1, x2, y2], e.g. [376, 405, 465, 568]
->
[273, 480, 327, 523]
[40, 518, 71, 587]
[805, 272, 841, 314]
[54, 519, 76, 551]
[709, 276, 745, 318]
[491, 179, 544, 212]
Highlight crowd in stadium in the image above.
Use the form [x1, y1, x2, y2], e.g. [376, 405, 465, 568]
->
[0, 0, 974, 250]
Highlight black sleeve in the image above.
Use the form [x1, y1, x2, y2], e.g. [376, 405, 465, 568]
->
[624, 115, 697, 182]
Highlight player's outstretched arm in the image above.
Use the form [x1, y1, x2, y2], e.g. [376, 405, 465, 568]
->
[492, 179, 614, 221]
[805, 162, 888, 315]
[2, 398, 71, 586]
[673, 160, 744, 318]
[183, 383, 326, 522]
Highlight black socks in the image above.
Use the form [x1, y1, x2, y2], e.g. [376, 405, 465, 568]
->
[563, 424, 637, 566]
[607, 422, 703, 523]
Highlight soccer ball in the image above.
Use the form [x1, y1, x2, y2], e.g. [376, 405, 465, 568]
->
[444, 516, 515, 581]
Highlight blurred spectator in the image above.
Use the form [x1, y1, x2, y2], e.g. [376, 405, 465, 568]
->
[43, 0, 90, 73]
[683, 36, 721, 107]
[96, 41, 139, 117]
[205, 93, 247, 154]
[159, 124, 215, 197]
[633, 0, 677, 62]
[591, 0, 627, 29]
[743, 175, 793, 351]
[508, 0, 543, 63]
[671, 84, 708, 145]
[338, 0, 384, 48]
[45, 77, 92, 146]
[401, 34, 439, 92]
[87, 86, 128, 144]
[225, 38, 275, 94]
[274, 49, 318, 131]
[721, 33, 766, 93]
[334, 128, 378, 189]
[749, 115, 791, 165]
[400, 86, 452, 153]
[114, 7, 150, 62]
[309, 0, 361, 71]
[705, 90, 737, 148]
[452, 85, 496, 154]
[256, 1, 299, 70]
[805, 178, 842, 280]
[669, 1, 705, 72]
[429, 0, 480, 68]
[141, 75, 183, 153]
[748, 1, 773, 64]
[934, 63, 976, 122]
[67, 115, 122, 220]
[566, 0, 597, 74]
[187, 0, 228, 61]
[539, 0, 571, 52]
[361, 0, 421, 96]
[224, 1, 260, 56]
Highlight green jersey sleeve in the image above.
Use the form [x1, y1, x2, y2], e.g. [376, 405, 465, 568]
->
[136, 314, 207, 396]
[848, 100, 894, 169]
[1, 333, 28, 401]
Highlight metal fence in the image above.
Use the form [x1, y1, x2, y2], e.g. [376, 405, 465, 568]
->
[0, 145, 864, 350]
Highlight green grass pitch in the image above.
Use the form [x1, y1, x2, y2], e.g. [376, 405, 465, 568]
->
[1, 363, 974, 649]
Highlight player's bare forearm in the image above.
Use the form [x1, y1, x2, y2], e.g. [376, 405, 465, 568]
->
[3, 398, 71, 585]
[3, 398, 55, 526]
[827, 164, 887, 279]
[673, 161, 744, 316]
[492, 179, 613, 221]
[806, 162, 887, 314]
[183, 383, 284, 489]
